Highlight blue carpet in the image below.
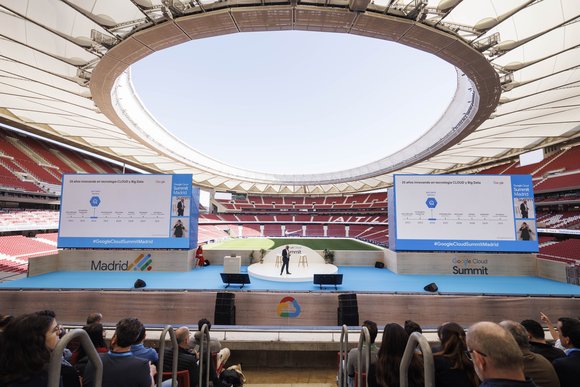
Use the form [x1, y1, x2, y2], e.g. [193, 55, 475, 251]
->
[1, 266, 579, 296]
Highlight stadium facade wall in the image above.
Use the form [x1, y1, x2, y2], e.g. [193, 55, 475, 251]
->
[28, 249, 194, 276]
[203, 249, 384, 266]
[384, 250, 537, 276]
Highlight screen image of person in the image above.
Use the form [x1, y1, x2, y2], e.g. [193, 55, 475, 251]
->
[518, 222, 534, 241]
[177, 198, 185, 216]
[173, 219, 186, 238]
[520, 199, 529, 218]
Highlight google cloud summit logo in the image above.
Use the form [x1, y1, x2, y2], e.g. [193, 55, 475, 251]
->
[277, 296, 301, 318]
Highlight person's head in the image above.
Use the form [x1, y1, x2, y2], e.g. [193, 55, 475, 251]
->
[362, 320, 378, 344]
[375, 323, 424, 387]
[520, 319, 545, 342]
[404, 320, 422, 336]
[435, 322, 478, 384]
[522, 222, 528, 227]
[0, 312, 59, 380]
[84, 323, 107, 348]
[198, 318, 211, 332]
[86, 312, 103, 325]
[177, 220, 182, 224]
[500, 320, 530, 349]
[175, 326, 190, 349]
[286, 245, 289, 249]
[111, 317, 143, 350]
[466, 321, 524, 382]
[557, 317, 580, 349]
[0, 314, 14, 331]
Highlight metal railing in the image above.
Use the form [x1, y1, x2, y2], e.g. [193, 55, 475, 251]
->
[156, 325, 179, 387]
[198, 323, 211, 387]
[400, 332, 434, 387]
[48, 329, 103, 387]
[338, 324, 349, 387]
[356, 326, 371, 387]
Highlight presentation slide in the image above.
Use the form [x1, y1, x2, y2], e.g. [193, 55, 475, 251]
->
[390, 174, 538, 252]
[58, 174, 198, 249]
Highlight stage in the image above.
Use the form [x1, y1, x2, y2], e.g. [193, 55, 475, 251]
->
[1, 265, 579, 328]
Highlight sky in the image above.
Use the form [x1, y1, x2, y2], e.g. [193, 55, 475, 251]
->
[131, 30, 457, 175]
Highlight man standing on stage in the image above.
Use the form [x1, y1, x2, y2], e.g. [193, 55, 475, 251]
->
[280, 245, 291, 276]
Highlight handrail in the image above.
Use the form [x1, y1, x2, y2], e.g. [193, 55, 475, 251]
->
[357, 326, 371, 387]
[399, 332, 434, 387]
[198, 323, 212, 387]
[48, 329, 102, 387]
[156, 325, 179, 387]
[338, 324, 349, 387]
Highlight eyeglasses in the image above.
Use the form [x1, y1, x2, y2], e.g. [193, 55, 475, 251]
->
[465, 349, 487, 361]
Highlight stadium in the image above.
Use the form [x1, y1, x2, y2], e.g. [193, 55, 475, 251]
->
[0, 0, 579, 386]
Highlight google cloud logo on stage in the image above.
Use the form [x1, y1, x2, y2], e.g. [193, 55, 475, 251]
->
[277, 296, 301, 318]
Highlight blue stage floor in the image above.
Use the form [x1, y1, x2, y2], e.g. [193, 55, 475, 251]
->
[1, 266, 579, 296]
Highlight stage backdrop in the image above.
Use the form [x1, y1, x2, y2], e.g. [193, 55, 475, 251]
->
[57, 174, 199, 249]
[389, 174, 538, 253]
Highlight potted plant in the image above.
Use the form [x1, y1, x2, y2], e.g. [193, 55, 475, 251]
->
[323, 249, 335, 264]
[248, 250, 255, 265]
[259, 248, 267, 264]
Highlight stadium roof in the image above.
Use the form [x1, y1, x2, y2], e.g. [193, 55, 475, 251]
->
[0, 0, 578, 195]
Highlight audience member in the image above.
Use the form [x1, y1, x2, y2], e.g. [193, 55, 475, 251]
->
[521, 319, 565, 362]
[73, 323, 109, 376]
[131, 325, 159, 365]
[367, 323, 424, 387]
[500, 320, 560, 387]
[551, 317, 580, 387]
[433, 322, 479, 387]
[345, 320, 379, 387]
[83, 317, 155, 387]
[540, 312, 565, 350]
[404, 320, 422, 336]
[0, 313, 13, 331]
[466, 321, 537, 386]
[86, 312, 103, 325]
[0, 311, 61, 386]
[164, 326, 199, 387]
[191, 318, 230, 369]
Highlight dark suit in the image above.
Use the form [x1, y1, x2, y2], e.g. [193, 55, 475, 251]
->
[163, 347, 199, 387]
[280, 248, 290, 275]
[520, 202, 529, 218]
[552, 350, 580, 387]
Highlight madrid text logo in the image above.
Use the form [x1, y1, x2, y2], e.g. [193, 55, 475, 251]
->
[277, 296, 301, 318]
[128, 253, 153, 271]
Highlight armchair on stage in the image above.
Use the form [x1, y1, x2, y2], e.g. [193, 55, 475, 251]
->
[313, 274, 343, 290]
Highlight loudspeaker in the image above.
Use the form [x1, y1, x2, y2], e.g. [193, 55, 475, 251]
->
[214, 292, 236, 325]
[134, 279, 146, 289]
[374, 262, 385, 269]
[338, 293, 359, 326]
[423, 282, 438, 292]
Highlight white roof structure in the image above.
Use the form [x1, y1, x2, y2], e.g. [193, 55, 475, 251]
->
[0, 0, 578, 194]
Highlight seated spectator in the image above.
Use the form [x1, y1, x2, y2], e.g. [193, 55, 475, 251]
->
[500, 320, 560, 387]
[164, 326, 199, 387]
[552, 317, 580, 387]
[0, 311, 62, 386]
[73, 323, 108, 376]
[35, 310, 80, 387]
[83, 317, 155, 387]
[433, 322, 479, 387]
[367, 323, 424, 387]
[191, 318, 230, 370]
[86, 312, 103, 325]
[466, 321, 537, 386]
[521, 319, 565, 362]
[345, 320, 379, 387]
[131, 325, 159, 365]
[540, 312, 565, 350]
[0, 314, 13, 332]
[404, 320, 422, 336]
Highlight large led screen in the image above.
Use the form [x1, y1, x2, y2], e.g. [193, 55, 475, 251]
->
[390, 174, 538, 252]
[58, 174, 199, 249]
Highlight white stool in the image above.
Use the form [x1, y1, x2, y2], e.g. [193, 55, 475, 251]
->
[275, 255, 282, 268]
[298, 255, 308, 268]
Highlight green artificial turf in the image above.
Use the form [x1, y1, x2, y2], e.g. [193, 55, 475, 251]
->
[204, 237, 380, 251]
